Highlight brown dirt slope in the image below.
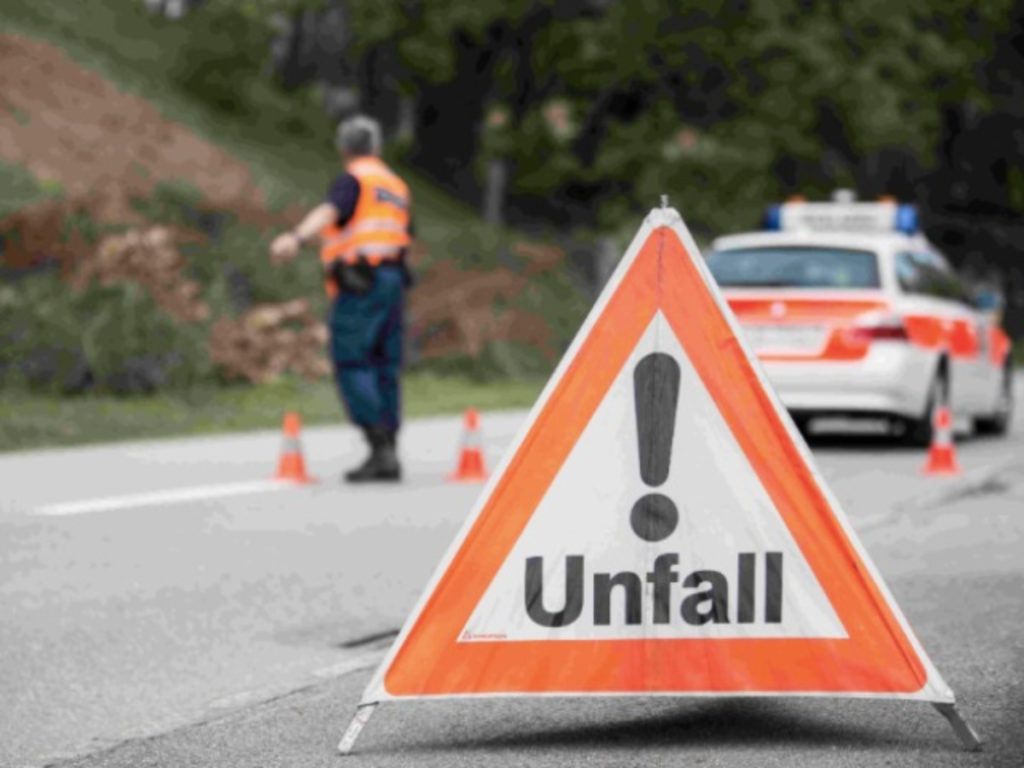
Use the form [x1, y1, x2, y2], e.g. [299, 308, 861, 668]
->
[0, 33, 262, 218]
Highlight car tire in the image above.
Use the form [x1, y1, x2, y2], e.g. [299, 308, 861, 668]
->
[974, 364, 1014, 437]
[904, 368, 948, 447]
[791, 414, 813, 440]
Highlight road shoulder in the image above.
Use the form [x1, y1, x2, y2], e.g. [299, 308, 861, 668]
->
[62, 569, 1024, 768]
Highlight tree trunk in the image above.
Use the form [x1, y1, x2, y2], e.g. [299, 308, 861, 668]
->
[483, 159, 507, 226]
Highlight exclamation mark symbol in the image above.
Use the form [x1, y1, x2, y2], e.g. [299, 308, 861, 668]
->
[631, 352, 681, 542]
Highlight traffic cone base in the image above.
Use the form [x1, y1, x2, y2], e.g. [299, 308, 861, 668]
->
[276, 450, 314, 483]
[922, 446, 960, 475]
[448, 448, 487, 482]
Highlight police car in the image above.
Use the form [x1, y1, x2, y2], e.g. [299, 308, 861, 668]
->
[707, 197, 1014, 443]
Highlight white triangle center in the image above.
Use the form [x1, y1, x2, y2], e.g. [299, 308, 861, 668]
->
[461, 311, 846, 641]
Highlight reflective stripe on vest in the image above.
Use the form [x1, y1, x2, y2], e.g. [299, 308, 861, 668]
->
[320, 157, 411, 268]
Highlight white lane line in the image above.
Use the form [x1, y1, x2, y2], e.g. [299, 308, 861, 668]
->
[206, 649, 385, 712]
[35, 479, 297, 516]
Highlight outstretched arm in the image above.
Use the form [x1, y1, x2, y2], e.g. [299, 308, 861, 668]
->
[269, 202, 339, 264]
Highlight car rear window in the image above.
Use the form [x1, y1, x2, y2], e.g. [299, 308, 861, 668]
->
[707, 247, 880, 289]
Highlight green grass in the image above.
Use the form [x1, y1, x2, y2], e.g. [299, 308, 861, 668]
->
[0, 161, 61, 218]
[0, 372, 545, 453]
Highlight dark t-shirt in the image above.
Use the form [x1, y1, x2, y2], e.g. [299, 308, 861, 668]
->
[326, 172, 415, 234]
[326, 173, 361, 227]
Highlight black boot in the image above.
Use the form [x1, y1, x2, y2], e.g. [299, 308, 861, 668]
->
[344, 426, 401, 483]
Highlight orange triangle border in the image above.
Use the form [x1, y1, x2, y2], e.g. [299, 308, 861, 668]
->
[364, 210, 952, 702]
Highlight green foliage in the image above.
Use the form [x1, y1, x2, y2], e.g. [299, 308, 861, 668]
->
[166, 1, 270, 116]
[0, 162, 61, 218]
[203, 221, 326, 311]
[81, 282, 211, 393]
[337, 0, 1015, 231]
[5, 0, 1017, 238]
[514, 266, 589, 353]
[127, 181, 322, 313]
[130, 180, 206, 225]
[413, 343, 548, 381]
[0, 274, 210, 395]
[0, 275, 86, 392]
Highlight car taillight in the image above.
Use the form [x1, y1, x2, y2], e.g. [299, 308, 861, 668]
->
[846, 313, 909, 343]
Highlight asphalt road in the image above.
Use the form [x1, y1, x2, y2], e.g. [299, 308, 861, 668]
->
[1, 390, 1022, 768]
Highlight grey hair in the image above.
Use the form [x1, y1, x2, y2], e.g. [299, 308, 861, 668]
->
[335, 114, 382, 157]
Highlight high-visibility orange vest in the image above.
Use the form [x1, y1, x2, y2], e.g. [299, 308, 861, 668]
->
[320, 156, 411, 272]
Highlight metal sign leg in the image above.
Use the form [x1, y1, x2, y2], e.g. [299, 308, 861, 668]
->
[933, 703, 983, 752]
[338, 703, 378, 756]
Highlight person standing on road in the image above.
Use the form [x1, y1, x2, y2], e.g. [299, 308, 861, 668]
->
[269, 115, 412, 483]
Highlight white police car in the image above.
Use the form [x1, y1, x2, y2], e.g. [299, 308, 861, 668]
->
[708, 196, 1014, 443]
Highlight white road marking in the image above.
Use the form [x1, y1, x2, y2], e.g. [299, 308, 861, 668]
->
[35, 479, 298, 516]
[853, 512, 895, 533]
[311, 649, 385, 680]
[206, 649, 384, 712]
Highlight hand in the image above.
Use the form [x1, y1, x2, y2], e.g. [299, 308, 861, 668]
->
[270, 232, 301, 264]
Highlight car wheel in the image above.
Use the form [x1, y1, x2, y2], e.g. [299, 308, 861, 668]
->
[974, 364, 1014, 437]
[904, 368, 948, 447]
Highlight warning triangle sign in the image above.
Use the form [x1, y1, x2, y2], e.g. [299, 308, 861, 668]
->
[362, 207, 953, 703]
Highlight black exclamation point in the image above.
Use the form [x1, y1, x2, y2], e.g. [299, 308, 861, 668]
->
[631, 353, 681, 542]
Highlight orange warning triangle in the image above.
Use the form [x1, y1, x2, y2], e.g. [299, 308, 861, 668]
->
[362, 208, 953, 704]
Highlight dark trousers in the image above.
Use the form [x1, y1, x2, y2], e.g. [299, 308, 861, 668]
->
[328, 265, 404, 432]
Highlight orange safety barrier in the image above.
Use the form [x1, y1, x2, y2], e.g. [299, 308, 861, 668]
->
[448, 408, 488, 483]
[275, 411, 315, 484]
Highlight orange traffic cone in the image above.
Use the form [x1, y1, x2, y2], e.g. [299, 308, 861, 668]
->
[448, 408, 488, 482]
[275, 411, 314, 483]
[922, 406, 960, 476]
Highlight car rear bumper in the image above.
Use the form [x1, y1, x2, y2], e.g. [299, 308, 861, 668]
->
[759, 344, 936, 419]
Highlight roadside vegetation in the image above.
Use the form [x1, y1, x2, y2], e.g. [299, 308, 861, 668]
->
[1, 0, 1020, 451]
[0, 161, 61, 218]
[0, 0, 588, 450]
[0, 372, 545, 452]
[0, 0, 546, 254]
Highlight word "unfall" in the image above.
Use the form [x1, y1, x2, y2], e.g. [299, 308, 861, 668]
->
[524, 552, 783, 627]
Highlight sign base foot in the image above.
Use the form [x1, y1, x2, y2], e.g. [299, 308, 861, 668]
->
[934, 703, 982, 752]
[338, 703, 378, 756]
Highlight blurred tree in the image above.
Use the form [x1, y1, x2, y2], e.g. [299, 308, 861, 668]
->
[320, 0, 1010, 237]
[176, 0, 1022, 332]
[168, 4, 269, 116]
[230, 2, 1019, 294]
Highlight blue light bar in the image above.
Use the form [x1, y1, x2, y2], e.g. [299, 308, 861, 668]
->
[766, 200, 920, 234]
[895, 204, 918, 234]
